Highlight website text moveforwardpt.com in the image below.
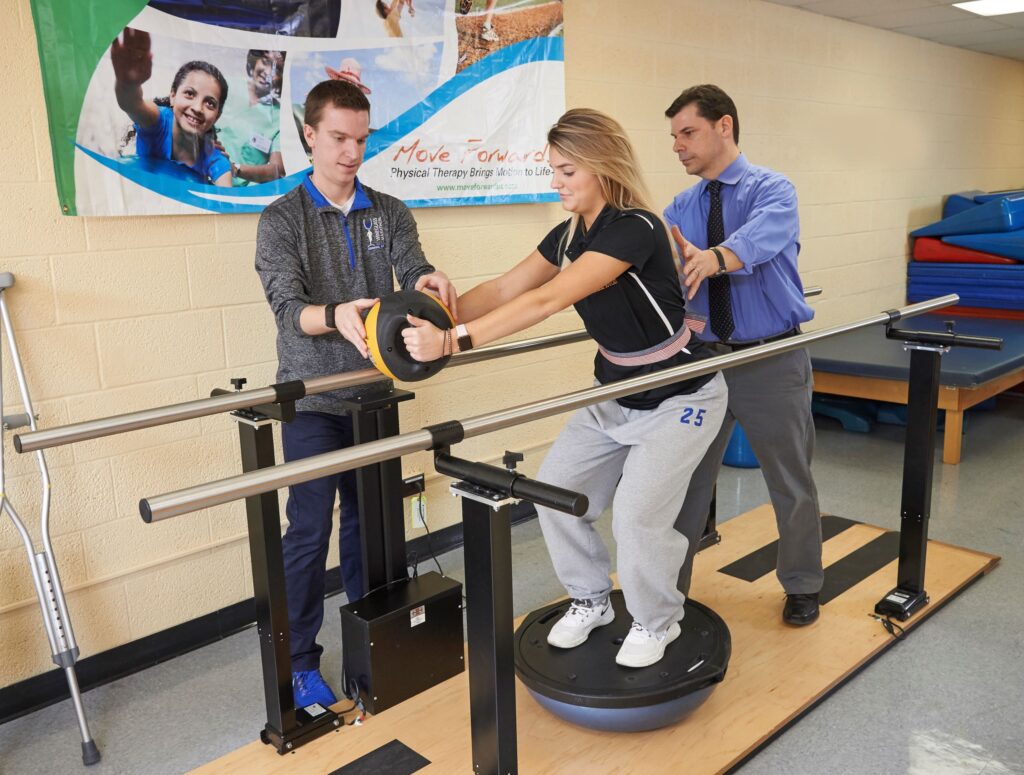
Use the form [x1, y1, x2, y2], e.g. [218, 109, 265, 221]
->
[434, 182, 517, 192]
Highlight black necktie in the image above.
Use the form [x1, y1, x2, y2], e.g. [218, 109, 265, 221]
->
[706, 180, 735, 342]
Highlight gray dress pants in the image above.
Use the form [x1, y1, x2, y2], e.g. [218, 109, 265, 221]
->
[674, 347, 824, 596]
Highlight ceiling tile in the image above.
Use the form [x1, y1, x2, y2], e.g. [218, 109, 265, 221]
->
[988, 11, 1024, 28]
[894, 17, 1007, 38]
[968, 41, 1024, 58]
[760, 0, 1024, 61]
[850, 5, 977, 29]
[929, 26, 1024, 45]
[796, 0, 937, 20]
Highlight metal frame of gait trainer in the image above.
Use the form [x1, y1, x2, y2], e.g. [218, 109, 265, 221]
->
[212, 380, 342, 753]
[435, 451, 588, 775]
[875, 320, 1002, 621]
[215, 379, 421, 754]
[137, 296, 959, 771]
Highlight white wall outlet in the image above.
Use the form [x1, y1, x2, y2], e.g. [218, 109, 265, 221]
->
[410, 495, 427, 529]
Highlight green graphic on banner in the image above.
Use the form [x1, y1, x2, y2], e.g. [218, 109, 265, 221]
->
[29, 0, 148, 214]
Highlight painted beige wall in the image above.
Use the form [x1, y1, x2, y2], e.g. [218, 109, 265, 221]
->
[2, 0, 1023, 686]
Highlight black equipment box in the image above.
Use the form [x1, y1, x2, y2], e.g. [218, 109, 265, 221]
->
[340, 571, 464, 714]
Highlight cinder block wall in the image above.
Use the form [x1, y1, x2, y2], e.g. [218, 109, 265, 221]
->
[2, 0, 1023, 686]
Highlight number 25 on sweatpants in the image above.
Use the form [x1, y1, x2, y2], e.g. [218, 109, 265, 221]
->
[679, 407, 706, 427]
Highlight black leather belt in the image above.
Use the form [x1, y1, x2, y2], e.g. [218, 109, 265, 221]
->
[722, 327, 800, 351]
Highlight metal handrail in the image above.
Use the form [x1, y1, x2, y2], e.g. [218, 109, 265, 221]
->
[139, 294, 955, 523]
[15, 286, 823, 454]
[14, 328, 593, 453]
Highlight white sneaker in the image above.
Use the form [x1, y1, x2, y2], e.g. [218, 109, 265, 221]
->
[615, 620, 681, 668]
[546, 598, 615, 648]
[481, 24, 499, 42]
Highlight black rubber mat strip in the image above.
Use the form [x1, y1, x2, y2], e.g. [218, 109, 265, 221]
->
[818, 530, 901, 605]
[717, 514, 860, 582]
[329, 739, 430, 774]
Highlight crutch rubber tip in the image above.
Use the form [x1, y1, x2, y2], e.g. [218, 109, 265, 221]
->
[82, 739, 101, 765]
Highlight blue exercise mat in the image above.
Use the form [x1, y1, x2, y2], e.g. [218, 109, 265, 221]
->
[911, 194, 1024, 238]
[975, 189, 1024, 203]
[908, 262, 1024, 280]
[942, 190, 986, 219]
[807, 314, 1024, 388]
[907, 288, 1024, 310]
[943, 232, 1024, 261]
[907, 262, 1024, 310]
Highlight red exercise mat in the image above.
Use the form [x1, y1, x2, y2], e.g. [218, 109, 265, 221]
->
[912, 237, 1018, 264]
[939, 305, 1024, 320]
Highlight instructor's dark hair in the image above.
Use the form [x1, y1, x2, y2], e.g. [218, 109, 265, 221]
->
[665, 84, 739, 144]
[304, 79, 370, 129]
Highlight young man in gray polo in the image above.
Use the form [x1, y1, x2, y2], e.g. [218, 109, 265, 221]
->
[255, 79, 456, 708]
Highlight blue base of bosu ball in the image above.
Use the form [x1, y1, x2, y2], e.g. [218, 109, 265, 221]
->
[514, 591, 730, 733]
[723, 423, 759, 468]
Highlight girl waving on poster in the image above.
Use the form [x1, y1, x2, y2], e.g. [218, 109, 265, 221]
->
[111, 28, 233, 187]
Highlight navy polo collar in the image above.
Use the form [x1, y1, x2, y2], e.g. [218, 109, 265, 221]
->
[302, 173, 373, 213]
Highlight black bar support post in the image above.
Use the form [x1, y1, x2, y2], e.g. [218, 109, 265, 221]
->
[462, 495, 518, 775]
[875, 346, 941, 621]
[437, 452, 586, 775]
[233, 407, 341, 753]
[339, 389, 415, 594]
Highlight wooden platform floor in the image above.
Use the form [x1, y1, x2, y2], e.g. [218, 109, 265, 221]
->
[196, 505, 999, 775]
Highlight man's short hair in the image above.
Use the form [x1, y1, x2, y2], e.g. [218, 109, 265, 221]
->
[665, 84, 740, 144]
[304, 79, 370, 129]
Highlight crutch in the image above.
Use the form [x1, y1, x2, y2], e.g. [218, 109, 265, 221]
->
[0, 272, 100, 765]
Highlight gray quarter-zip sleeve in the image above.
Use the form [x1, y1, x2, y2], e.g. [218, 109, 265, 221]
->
[387, 199, 436, 291]
[255, 207, 309, 335]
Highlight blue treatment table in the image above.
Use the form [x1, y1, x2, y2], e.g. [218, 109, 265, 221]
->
[807, 314, 1024, 463]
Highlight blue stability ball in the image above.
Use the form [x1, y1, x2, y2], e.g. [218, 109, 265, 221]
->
[514, 591, 730, 733]
[723, 423, 759, 468]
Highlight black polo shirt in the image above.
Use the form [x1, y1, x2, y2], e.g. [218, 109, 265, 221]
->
[538, 206, 715, 409]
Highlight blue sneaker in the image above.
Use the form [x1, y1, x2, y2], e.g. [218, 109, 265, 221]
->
[292, 669, 337, 709]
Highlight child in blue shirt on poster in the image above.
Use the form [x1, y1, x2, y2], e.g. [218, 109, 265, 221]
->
[112, 27, 232, 186]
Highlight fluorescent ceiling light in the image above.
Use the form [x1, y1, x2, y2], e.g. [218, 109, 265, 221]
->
[954, 0, 1024, 15]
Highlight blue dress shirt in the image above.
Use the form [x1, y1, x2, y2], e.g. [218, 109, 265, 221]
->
[663, 153, 813, 342]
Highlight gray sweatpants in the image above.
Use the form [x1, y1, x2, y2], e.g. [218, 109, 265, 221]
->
[675, 347, 824, 596]
[537, 372, 728, 635]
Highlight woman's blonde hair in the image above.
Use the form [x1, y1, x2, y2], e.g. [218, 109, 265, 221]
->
[548, 108, 665, 263]
[547, 108, 655, 214]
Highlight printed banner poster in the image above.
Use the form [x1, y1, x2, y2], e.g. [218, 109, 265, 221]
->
[29, 0, 565, 215]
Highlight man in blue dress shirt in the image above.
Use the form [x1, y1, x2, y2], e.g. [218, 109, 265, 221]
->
[663, 84, 823, 626]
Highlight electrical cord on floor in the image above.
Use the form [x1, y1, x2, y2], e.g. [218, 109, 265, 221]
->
[342, 675, 366, 725]
[869, 613, 906, 641]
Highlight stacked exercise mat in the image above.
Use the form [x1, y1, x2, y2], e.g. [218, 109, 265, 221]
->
[908, 189, 1024, 318]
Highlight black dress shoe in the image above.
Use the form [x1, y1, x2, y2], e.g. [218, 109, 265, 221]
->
[783, 593, 820, 626]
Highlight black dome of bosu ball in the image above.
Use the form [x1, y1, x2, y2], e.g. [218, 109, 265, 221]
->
[514, 590, 730, 732]
[365, 290, 455, 382]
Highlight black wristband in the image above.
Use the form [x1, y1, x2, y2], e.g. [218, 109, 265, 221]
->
[710, 247, 727, 276]
[324, 303, 339, 330]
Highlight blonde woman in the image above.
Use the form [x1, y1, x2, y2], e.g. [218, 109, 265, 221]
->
[402, 109, 727, 668]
